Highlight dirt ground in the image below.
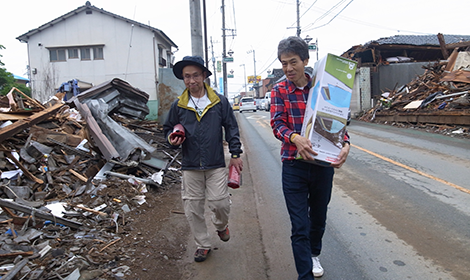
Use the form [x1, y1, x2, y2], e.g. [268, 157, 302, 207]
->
[117, 183, 190, 280]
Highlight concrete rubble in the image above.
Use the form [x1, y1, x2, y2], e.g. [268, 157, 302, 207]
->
[0, 78, 181, 279]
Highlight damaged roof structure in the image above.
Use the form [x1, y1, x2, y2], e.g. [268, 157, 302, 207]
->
[342, 34, 470, 66]
[0, 78, 182, 279]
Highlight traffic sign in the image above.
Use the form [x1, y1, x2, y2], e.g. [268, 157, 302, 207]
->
[223, 57, 234, 63]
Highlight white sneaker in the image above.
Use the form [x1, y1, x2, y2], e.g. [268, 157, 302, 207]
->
[312, 256, 324, 277]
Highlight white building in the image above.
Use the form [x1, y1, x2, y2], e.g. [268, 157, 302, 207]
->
[16, 1, 177, 104]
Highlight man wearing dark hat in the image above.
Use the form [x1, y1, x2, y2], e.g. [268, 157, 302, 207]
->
[163, 55, 243, 262]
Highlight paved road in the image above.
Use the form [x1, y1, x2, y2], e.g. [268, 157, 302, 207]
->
[185, 110, 470, 280]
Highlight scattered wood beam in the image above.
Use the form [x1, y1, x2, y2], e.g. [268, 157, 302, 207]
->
[0, 102, 63, 143]
[0, 199, 82, 229]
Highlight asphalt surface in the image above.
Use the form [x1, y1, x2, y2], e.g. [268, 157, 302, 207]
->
[185, 111, 470, 280]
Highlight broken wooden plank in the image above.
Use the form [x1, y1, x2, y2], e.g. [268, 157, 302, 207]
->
[0, 198, 82, 229]
[1, 206, 16, 217]
[1, 258, 29, 280]
[69, 169, 88, 182]
[440, 70, 470, 84]
[0, 251, 34, 258]
[7, 87, 45, 111]
[0, 113, 29, 121]
[4, 149, 44, 184]
[437, 33, 449, 60]
[0, 102, 63, 143]
[99, 237, 121, 252]
[69, 203, 107, 217]
[374, 111, 470, 126]
[444, 48, 459, 73]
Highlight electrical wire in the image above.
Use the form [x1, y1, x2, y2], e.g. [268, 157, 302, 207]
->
[304, 0, 354, 32]
[303, 0, 348, 30]
[311, 9, 433, 35]
[300, 0, 319, 21]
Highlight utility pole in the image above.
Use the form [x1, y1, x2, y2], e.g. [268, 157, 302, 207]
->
[210, 37, 218, 88]
[189, 0, 203, 57]
[202, 0, 209, 69]
[316, 38, 319, 61]
[221, 0, 228, 97]
[247, 49, 257, 98]
[296, 0, 301, 37]
[253, 50, 257, 98]
[240, 64, 247, 94]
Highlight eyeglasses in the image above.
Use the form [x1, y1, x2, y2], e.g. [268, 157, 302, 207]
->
[183, 72, 203, 81]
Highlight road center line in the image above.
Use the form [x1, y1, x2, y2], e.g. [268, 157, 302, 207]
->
[351, 143, 470, 195]
[256, 120, 269, 128]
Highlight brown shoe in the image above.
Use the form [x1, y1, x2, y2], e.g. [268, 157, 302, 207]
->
[217, 226, 230, 242]
[194, 249, 211, 262]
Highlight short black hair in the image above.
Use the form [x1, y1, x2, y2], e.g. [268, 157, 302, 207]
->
[277, 36, 309, 61]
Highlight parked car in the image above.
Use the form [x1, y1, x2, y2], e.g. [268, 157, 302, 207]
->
[347, 109, 351, 125]
[264, 92, 271, 111]
[233, 103, 239, 111]
[239, 97, 257, 113]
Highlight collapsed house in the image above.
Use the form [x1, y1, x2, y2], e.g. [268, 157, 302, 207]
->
[358, 48, 470, 135]
[342, 34, 470, 133]
[0, 78, 181, 279]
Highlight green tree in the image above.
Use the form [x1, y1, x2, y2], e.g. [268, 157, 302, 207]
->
[0, 44, 5, 66]
[0, 44, 31, 96]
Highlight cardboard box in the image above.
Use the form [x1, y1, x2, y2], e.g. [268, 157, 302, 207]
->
[298, 53, 357, 165]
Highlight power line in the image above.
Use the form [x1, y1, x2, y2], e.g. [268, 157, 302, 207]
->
[303, 0, 348, 30]
[304, 0, 353, 32]
[301, 0, 431, 35]
[315, 10, 433, 35]
[298, 0, 318, 22]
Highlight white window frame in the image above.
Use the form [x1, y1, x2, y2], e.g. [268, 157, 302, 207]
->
[49, 49, 66, 62]
[68, 48, 79, 59]
[81, 48, 91, 60]
[93, 47, 104, 60]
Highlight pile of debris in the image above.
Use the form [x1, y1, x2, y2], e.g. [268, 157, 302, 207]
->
[0, 78, 181, 279]
[359, 48, 470, 138]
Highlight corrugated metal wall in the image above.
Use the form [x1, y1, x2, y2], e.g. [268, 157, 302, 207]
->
[376, 62, 429, 96]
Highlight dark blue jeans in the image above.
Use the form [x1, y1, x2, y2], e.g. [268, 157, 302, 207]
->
[282, 160, 334, 280]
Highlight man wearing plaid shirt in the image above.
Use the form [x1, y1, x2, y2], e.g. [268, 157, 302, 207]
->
[270, 36, 350, 279]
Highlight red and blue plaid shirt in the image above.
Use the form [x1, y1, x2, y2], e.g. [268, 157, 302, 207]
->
[270, 74, 350, 161]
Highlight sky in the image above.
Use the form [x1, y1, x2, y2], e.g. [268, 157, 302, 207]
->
[1, 0, 469, 98]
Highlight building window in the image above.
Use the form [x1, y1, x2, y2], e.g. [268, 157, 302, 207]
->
[68, 48, 79, 59]
[81, 48, 91, 60]
[158, 46, 165, 66]
[167, 52, 172, 68]
[93, 47, 104, 60]
[50, 49, 66, 62]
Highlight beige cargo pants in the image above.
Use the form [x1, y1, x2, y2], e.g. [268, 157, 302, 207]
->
[182, 167, 230, 249]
